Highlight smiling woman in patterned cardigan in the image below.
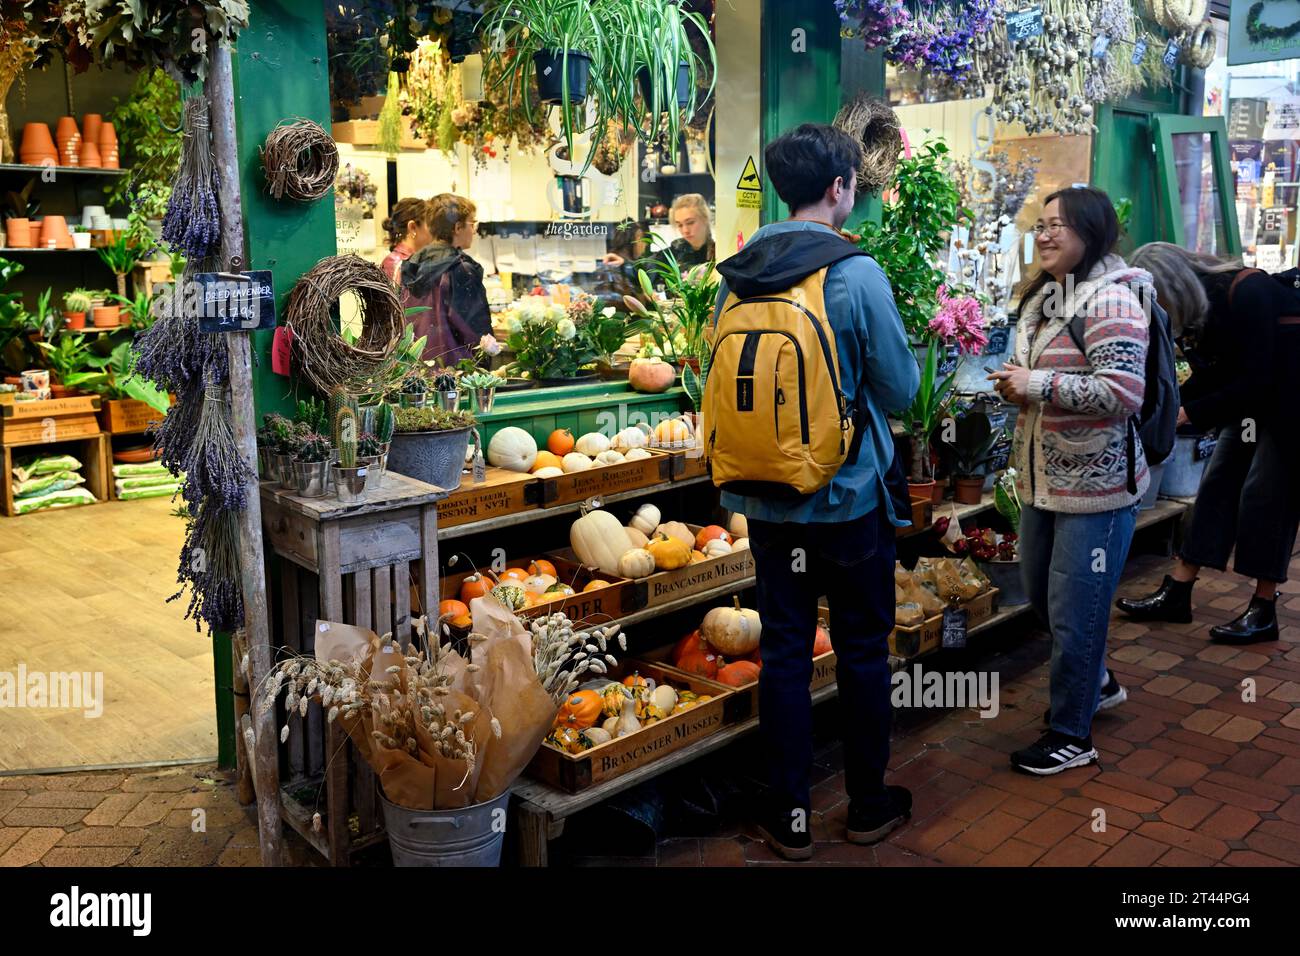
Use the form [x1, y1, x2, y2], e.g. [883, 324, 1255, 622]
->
[989, 186, 1152, 777]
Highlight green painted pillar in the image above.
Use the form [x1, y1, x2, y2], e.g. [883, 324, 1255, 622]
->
[209, 1, 335, 769]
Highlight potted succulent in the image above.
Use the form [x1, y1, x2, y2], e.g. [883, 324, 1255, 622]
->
[63, 289, 92, 330]
[90, 290, 120, 328]
[332, 407, 367, 503]
[386, 406, 477, 493]
[357, 431, 384, 492]
[460, 369, 506, 414]
[432, 370, 460, 410]
[259, 413, 296, 485]
[71, 225, 92, 250]
[400, 373, 429, 408]
[293, 431, 332, 498]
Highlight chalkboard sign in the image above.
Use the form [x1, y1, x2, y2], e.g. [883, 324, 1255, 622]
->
[1163, 39, 1180, 69]
[195, 270, 276, 333]
[1006, 6, 1044, 42]
[1194, 432, 1217, 461]
[1132, 37, 1148, 65]
[942, 605, 969, 650]
[983, 326, 1011, 356]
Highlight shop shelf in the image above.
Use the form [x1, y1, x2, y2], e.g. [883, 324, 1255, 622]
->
[0, 162, 128, 177]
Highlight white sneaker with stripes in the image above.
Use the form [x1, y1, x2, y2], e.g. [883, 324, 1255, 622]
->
[1010, 731, 1099, 776]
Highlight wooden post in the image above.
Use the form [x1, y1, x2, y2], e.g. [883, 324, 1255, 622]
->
[208, 40, 282, 866]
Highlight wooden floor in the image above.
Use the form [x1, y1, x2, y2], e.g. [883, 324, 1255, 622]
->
[0, 497, 216, 772]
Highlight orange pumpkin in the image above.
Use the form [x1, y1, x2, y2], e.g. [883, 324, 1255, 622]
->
[690, 549, 707, 564]
[458, 572, 496, 604]
[547, 428, 575, 455]
[813, 626, 832, 656]
[716, 661, 761, 687]
[670, 629, 705, 665]
[582, 579, 610, 592]
[531, 451, 564, 473]
[438, 599, 471, 628]
[743, 645, 763, 665]
[555, 689, 603, 729]
[622, 673, 649, 691]
[499, 567, 529, 583]
[694, 525, 733, 551]
[676, 647, 720, 680]
[529, 558, 558, 578]
[525, 592, 551, 608]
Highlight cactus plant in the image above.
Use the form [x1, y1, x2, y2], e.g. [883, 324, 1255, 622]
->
[328, 387, 359, 449]
[374, 402, 396, 444]
[358, 432, 383, 458]
[63, 288, 94, 314]
[294, 396, 328, 435]
[295, 432, 331, 463]
[335, 407, 358, 469]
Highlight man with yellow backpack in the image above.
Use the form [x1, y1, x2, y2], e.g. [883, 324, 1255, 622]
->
[703, 122, 919, 860]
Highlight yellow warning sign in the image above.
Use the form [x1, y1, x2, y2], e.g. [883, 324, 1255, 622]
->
[736, 155, 761, 209]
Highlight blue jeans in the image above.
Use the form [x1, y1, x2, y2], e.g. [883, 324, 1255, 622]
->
[1019, 503, 1138, 739]
[748, 509, 895, 813]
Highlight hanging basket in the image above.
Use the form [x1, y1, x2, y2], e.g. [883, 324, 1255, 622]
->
[260, 118, 340, 202]
[533, 50, 591, 104]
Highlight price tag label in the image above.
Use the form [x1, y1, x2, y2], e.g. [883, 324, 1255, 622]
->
[1194, 432, 1218, 461]
[271, 325, 293, 376]
[942, 605, 969, 649]
[195, 269, 276, 332]
[1006, 6, 1044, 42]
[1132, 37, 1148, 65]
[1091, 34, 1111, 59]
[472, 450, 487, 483]
[1163, 39, 1180, 69]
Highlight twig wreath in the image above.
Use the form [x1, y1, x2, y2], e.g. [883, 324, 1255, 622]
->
[260, 118, 340, 202]
[284, 255, 405, 394]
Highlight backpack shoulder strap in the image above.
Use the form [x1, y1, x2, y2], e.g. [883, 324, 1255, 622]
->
[1229, 268, 1264, 310]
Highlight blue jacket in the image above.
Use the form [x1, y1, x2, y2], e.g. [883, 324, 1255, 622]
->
[714, 221, 919, 525]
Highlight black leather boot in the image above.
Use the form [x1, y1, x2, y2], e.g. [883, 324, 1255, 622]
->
[1209, 597, 1279, 645]
[1115, 575, 1194, 624]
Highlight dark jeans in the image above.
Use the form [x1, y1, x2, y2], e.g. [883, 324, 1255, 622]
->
[1180, 423, 1300, 583]
[748, 509, 895, 813]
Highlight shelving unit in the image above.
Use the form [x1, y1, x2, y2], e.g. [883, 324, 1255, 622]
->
[0, 163, 128, 177]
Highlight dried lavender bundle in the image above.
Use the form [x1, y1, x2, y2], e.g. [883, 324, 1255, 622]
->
[181, 385, 254, 510]
[150, 376, 205, 477]
[169, 500, 244, 633]
[162, 96, 222, 262]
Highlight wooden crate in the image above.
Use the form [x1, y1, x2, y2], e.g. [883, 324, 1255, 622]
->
[0, 395, 101, 445]
[525, 660, 733, 793]
[440, 554, 638, 625]
[260, 472, 445, 865]
[537, 449, 672, 506]
[661, 445, 710, 481]
[435, 466, 543, 529]
[332, 119, 379, 145]
[819, 586, 1000, 659]
[100, 398, 165, 435]
[2, 434, 108, 516]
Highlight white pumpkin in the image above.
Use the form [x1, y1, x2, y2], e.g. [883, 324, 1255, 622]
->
[595, 450, 625, 466]
[655, 520, 695, 550]
[703, 538, 733, 558]
[584, 727, 612, 746]
[487, 427, 538, 472]
[731, 537, 750, 551]
[729, 513, 749, 538]
[570, 509, 629, 575]
[574, 432, 611, 457]
[617, 548, 656, 579]
[611, 426, 648, 454]
[562, 452, 593, 473]
[625, 526, 649, 550]
[533, 466, 564, 479]
[701, 599, 761, 656]
[523, 573, 557, 593]
[623, 447, 652, 461]
[650, 685, 677, 716]
[629, 503, 660, 537]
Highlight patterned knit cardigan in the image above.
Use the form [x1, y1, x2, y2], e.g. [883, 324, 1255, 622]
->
[1011, 254, 1151, 514]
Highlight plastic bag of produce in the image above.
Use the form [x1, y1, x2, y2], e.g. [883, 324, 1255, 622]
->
[13, 471, 85, 497]
[14, 486, 96, 514]
[895, 602, 925, 627]
[902, 579, 945, 616]
[12, 455, 82, 483]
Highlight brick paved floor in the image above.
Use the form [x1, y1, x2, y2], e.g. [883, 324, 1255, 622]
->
[1, 552, 1296, 867]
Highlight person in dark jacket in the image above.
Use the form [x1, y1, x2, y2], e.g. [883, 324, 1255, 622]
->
[1115, 242, 1300, 644]
[401, 193, 492, 365]
[602, 193, 715, 274]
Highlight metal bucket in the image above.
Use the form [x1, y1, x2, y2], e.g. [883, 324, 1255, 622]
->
[294, 459, 329, 498]
[1159, 436, 1208, 498]
[386, 425, 471, 492]
[1139, 462, 1165, 510]
[333, 464, 368, 502]
[380, 789, 511, 867]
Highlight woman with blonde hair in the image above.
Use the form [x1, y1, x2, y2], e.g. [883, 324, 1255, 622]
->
[602, 192, 715, 271]
[1115, 242, 1300, 645]
[379, 198, 432, 285]
[401, 193, 491, 364]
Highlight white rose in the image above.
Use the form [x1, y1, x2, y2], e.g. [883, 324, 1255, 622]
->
[556, 318, 577, 341]
[506, 315, 523, 334]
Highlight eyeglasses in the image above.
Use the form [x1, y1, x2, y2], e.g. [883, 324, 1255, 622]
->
[1032, 222, 1072, 238]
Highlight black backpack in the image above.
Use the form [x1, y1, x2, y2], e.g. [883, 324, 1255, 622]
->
[1068, 298, 1179, 491]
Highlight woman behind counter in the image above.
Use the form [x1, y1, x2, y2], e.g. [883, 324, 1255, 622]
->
[379, 198, 432, 285]
[401, 193, 492, 365]
[603, 193, 715, 272]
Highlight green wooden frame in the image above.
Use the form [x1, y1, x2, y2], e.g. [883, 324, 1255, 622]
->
[1151, 113, 1242, 256]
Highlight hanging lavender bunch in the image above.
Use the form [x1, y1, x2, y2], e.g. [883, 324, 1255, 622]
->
[180, 384, 254, 511]
[150, 375, 206, 477]
[170, 500, 244, 634]
[161, 96, 222, 262]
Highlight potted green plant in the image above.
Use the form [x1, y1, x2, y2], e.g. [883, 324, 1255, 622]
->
[293, 431, 332, 499]
[460, 369, 506, 414]
[939, 408, 1003, 505]
[402, 372, 430, 409]
[71, 225, 92, 250]
[374, 400, 396, 482]
[626, 251, 718, 417]
[109, 289, 158, 332]
[357, 431, 384, 491]
[586, 302, 649, 377]
[899, 339, 957, 496]
[332, 406, 367, 503]
[96, 233, 143, 299]
[38, 331, 98, 396]
[386, 406, 477, 493]
[63, 341, 169, 432]
[260, 414, 299, 487]
[62, 289, 92, 330]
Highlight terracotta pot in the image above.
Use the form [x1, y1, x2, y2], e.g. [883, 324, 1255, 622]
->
[78, 141, 101, 167]
[101, 149, 119, 169]
[64, 311, 87, 330]
[82, 113, 102, 145]
[98, 121, 117, 147]
[952, 476, 985, 505]
[40, 215, 69, 248]
[20, 122, 54, 152]
[908, 479, 935, 501]
[5, 219, 31, 248]
[20, 150, 57, 167]
[91, 305, 120, 327]
[931, 477, 948, 504]
[56, 116, 78, 140]
[50, 383, 73, 398]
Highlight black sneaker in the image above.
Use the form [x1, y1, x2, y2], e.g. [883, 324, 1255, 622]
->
[846, 785, 912, 844]
[1042, 670, 1127, 725]
[1011, 730, 1098, 775]
[751, 806, 813, 861]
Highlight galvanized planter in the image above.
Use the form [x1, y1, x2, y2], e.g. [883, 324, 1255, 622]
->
[385, 425, 472, 492]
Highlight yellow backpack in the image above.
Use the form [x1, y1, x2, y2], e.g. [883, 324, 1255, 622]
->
[704, 241, 864, 498]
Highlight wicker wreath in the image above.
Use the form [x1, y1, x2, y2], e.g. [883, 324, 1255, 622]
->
[833, 93, 902, 194]
[1181, 21, 1218, 69]
[284, 254, 405, 394]
[260, 119, 340, 202]
[1150, 0, 1208, 34]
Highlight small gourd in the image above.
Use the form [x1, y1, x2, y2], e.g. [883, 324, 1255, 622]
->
[595, 449, 625, 466]
[650, 684, 678, 717]
[703, 538, 733, 558]
[732, 537, 750, 551]
[562, 452, 593, 473]
[617, 548, 656, 579]
[523, 573, 557, 594]
[584, 727, 612, 746]
[611, 426, 649, 453]
[625, 526, 650, 550]
[555, 689, 603, 729]
[615, 696, 641, 738]
[601, 682, 631, 718]
[629, 503, 660, 537]
[570, 508, 630, 576]
[655, 521, 695, 549]
[546, 582, 576, 596]
[729, 513, 748, 538]
[624, 447, 652, 461]
[647, 533, 691, 571]
[533, 466, 564, 479]
[490, 583, 527, 611]
[601, 715, 620, 736]
[574, 432, 611, 457]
